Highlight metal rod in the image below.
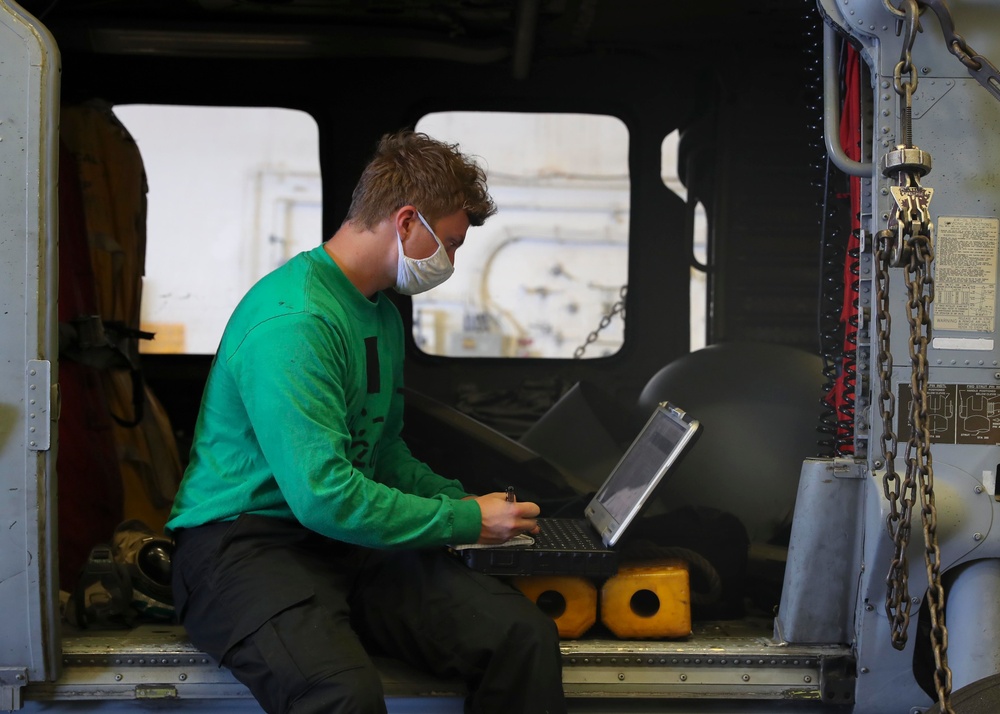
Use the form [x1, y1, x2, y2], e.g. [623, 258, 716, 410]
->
[823, 23, 873, 177]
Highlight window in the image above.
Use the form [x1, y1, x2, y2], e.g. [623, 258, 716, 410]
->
[113, 105, 321, 355]
[412, 112, 630, 359]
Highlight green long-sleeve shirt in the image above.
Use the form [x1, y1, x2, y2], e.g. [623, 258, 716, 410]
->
[166, 244, 482, 548]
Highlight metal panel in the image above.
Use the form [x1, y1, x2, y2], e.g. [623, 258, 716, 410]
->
[775, 458, 865, 645]
[816, 0, 1000, 709]
[0, 0, 61, 693]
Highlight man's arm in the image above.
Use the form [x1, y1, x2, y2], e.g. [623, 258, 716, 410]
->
[231, 313, 483, 548]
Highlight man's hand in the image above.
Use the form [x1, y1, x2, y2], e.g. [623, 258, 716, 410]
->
[473, 492, 541, 544]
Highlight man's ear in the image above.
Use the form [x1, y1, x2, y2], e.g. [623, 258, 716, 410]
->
[394, 205, 419, 243]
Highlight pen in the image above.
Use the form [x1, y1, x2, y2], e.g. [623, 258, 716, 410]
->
[505, 486, 515, 503]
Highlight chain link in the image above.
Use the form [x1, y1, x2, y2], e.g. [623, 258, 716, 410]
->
[573, 285, 627, 359]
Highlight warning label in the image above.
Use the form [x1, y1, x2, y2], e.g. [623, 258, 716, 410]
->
[934, 216, 1000, 333]
[898, 383, 1000, 445]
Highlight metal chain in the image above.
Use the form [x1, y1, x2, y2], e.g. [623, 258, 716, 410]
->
[885, 0, 1000, 103]
[903, 235, 953, 712]
[877, 234, 953, 709]
[573, 285, 627, 359]
[876, 231, 915, 648]
[920, 0, 1000, 103]
[876, 4, 953, 712]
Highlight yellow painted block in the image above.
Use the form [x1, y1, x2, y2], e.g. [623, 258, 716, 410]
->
[600, 559, 691, 639]
[513, 575, 598, 639]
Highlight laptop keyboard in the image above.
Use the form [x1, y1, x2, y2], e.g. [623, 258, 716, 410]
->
[534, 518, 604, 550]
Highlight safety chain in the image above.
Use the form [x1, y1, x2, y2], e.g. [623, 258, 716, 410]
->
[875, 2, 953, 712]
[573, 285, 627, 359]
[917, 0, 1000, 104]
[904, 236, 953, 711]
[876, 233, 913, 647]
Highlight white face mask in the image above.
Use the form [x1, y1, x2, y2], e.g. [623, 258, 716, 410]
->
[393, 211, 455, 296]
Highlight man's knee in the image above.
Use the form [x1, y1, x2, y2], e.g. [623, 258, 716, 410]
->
[234, 644, 386, 714]
[287, 664, 387, 714]
[226, 607, 386, 714]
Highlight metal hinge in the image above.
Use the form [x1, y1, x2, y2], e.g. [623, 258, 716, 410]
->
[25, 360, 51, 452]
[0, 668, 27, 711]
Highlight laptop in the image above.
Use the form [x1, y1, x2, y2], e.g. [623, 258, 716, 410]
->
[454, 401, 701, 578]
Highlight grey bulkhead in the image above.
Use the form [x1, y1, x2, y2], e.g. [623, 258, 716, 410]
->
[0, 0, 61, 708]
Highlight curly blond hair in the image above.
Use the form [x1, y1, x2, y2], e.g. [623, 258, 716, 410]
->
[346, 130, 497, 230]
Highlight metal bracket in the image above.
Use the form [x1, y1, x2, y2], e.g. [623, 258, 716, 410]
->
[25, 360, 51, 451]
[0, 668, 28, 711]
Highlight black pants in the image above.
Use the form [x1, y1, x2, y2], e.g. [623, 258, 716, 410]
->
[172, 515, 566, 714]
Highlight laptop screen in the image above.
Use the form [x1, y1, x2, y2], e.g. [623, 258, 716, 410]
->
[586, 403, 700, 546]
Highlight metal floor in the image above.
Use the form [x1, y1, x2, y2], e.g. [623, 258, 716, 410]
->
[19, 618, 853, 713]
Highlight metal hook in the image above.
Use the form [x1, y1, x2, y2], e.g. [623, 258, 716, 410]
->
[883, 0, 907, 17]
[897, 0, 921, 70]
